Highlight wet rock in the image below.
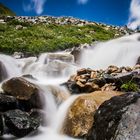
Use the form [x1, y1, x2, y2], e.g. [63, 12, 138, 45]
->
[0, 94, 17, 112]
[114, 71, 137, 82]
[2, 77, 38, 100]
[71, 47, 81, 63]
[2, 77, 44, 111]
[47, 85, 70, 106]
[67, 66, 140, 94]
[4, 109, 40, 137]
[87, 93, 140, 140]
[62, 91, 122, 138]
[45, 60, 69, 77]
[66, 81, 81, 93]
[30, 109, 46, 126]
[0, 113, 4, 136]
[47, 53, 74, 63]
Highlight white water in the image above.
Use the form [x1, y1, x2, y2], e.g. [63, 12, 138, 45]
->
[80, 33, 140, 69]
[20, 95, 80, 140]
[0, 33, 140, 140]
[0, 54, 21, 78]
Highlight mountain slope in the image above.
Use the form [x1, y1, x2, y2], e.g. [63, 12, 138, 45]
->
[0, 3, 15, 16]
[0, 16, 131, 55]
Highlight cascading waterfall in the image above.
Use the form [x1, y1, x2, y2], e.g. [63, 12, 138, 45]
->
[80, 33, 140, 69]
[0, 33, 140, 140]
[0, 54, 21, 79]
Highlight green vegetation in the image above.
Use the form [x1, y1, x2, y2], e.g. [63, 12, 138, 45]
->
[121, 81, 139, 92]
[0, 19, 119, 55]
[0, 3, 15, 16]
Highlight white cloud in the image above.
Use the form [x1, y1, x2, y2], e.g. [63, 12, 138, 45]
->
[23, 0, 46, 15]
[128, 0, 140, 30]
[78, 0, 88, 5]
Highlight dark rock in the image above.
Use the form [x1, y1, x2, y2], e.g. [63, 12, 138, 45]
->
[102, 74, 115, 83]
[17, 97, 44, 112]
[0, 113, 4, 136]
[0, 94, 17, 112]
[4, 109, 40, 137]
[91, 78, 106, 87]
[66, 81, 81, 94]
[30, 109, 47, 126]
[87, 93, 140, 140]
[114, 71, 139, 83]
[77, 68, 87, 75]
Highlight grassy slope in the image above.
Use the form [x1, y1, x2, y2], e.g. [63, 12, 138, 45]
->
[0, 19, 120, 55]
[0, 3, 15, 16]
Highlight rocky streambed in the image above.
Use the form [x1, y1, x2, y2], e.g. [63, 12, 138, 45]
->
[0, 64, 139, 140]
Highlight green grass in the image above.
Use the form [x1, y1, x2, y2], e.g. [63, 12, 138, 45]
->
[0, 19, 120, 55]
[121, 81, 139, 92]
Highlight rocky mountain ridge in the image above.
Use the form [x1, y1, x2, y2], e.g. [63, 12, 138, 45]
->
[0, 15, 134, 35]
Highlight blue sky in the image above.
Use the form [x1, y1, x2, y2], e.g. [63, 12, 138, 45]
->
[0, 0, 131, 26]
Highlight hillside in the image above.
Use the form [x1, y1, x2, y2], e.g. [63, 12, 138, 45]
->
[0, 3, 15, 16]
[0, 16, 132, 55]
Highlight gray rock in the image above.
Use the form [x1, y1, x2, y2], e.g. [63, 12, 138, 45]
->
[87, 93, 140, 140]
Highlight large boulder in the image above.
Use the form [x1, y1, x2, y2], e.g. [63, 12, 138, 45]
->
[2, 77, 38, 100]
[87, 93, 140, 140]
[0, 94, 17, 112]
[4, 109, 40, 138]
[62, 91, 122, 138]
[2, 77, 44, 111]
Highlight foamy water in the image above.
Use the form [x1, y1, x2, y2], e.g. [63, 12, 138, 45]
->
[80, 33, 140, 69]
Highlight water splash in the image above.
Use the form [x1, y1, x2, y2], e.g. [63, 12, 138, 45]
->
[20, 84, 79, 140]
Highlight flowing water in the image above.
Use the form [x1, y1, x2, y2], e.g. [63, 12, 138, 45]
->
[80, 33, 140, 69]
[0, 33, 140, 140]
